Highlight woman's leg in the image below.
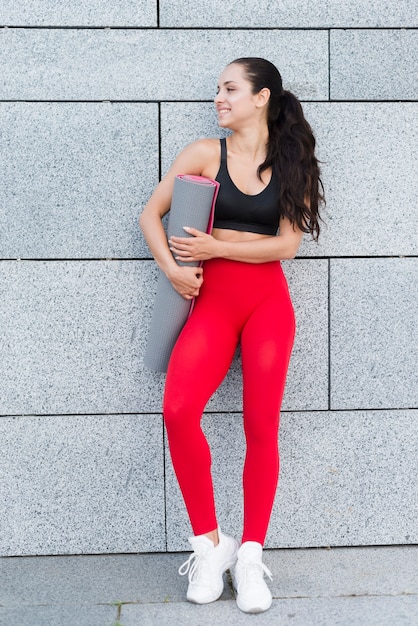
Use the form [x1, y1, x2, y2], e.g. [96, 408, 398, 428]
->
[163, 299, 239, 537]
[240, 285, 295, 545]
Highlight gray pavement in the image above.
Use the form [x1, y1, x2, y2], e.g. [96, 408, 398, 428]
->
[1, 545, 417, 625]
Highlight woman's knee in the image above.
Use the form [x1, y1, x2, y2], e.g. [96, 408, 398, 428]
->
[163, 394, 201, 434]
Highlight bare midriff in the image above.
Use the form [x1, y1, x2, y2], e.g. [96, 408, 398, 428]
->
[211, 228, 273, 242]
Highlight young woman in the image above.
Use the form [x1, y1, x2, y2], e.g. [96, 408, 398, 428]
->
[140, 57, 324, 614]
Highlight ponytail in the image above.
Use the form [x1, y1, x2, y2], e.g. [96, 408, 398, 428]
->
[231, 58, 325, 241]
[261, 90, 324, 240]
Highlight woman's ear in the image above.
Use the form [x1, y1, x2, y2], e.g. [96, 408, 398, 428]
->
[255, 87, 271, 108]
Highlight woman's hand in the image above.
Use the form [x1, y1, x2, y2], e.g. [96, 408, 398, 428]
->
[169, 227, 220, 263]
[167, 265, 204, 300]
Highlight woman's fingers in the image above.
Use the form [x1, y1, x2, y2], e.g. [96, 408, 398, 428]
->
[167, 265, 204, 299]
[169, 232, 216, 262]
[169, 235, 197, 251]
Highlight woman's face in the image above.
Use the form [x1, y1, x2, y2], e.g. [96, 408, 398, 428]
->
[214, 63, 260, 129]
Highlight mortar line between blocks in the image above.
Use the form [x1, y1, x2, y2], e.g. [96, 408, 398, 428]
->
[2, 26, 418, 31]
[162, 419, 169, 551]
[328, 29, 331, 100]
[328, 258, 331, 411]
[158, 101, 162, 181]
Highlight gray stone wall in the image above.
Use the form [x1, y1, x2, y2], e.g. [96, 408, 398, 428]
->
[0, 3, 416, 556]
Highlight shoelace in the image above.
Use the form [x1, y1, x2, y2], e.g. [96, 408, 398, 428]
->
[178, 551, 208, 583]
[238, 560, 273, 585]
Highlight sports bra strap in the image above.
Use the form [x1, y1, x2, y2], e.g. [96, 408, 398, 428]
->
[220, 137, 227, 161]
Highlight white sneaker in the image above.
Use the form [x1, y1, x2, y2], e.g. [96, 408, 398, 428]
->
[233, 541, 273, 613]
[178, 529, 239, 604]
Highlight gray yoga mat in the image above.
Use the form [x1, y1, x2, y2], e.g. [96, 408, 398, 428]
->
[144, 175, 219, 372]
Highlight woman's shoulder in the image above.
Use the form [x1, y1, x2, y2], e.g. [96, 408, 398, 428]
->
[182, 137, 221, 158]
[172, 138, 221, 176]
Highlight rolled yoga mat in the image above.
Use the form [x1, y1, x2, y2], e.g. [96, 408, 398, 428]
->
[144, 174, 219, 372]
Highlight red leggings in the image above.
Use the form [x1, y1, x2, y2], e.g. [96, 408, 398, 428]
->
[163, 258, 295, 545]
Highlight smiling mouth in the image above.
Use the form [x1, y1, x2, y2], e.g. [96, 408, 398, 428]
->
[217, 109, 230, 115]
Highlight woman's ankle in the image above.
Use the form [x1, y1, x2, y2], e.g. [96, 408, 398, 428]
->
[203, 528, 219, 546]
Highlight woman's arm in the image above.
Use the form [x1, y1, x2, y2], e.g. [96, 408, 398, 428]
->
[219, 218, 304, 261]
[139, 139, 216, 299]
[169, 216, 304, 264]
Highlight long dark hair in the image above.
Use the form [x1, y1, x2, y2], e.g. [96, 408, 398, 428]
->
[231, 57, 325, 240]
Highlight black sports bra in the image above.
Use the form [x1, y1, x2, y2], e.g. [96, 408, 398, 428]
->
[213, 138, 280, 236]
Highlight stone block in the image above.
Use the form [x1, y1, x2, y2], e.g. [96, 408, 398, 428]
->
[166, 410, 418, 550]
[1, 546, 416, 605]
[160, 102, 229, 175]
[265, 545, 418, 598]
[0, 553, 190, 605]
[0, 414, 165, 556]
[160, 0, 417, 27]
[0, 259, 327, 415]
[330, 258, 417, 409]
[0, 29, 328, 100]
[0, 103, 158, 258]
[331, 30, 418, 100]
[3, 546, 416, 607]
[0, 261, 165, 415]
[120, 596, 418, 626]
[161, 102, 418, 258]
[280, 260, 328, 411]
[0, 606, 118, 626]
[304, 103, 418, 257]
[2, 0, 157, 26]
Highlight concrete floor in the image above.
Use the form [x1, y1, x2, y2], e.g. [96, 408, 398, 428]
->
[1, 545, 417, 625]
